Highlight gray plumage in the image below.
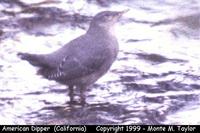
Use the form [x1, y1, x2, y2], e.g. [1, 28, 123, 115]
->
[18, 10, 128, 92]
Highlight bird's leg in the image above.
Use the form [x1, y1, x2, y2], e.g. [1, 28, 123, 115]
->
[68, 85, 75, 104]
[80, 86, 87, 105]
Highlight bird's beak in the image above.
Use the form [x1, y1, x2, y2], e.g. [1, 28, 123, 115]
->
[111, 9, 129, 21]
[102, 9, 130, 24]
[116, 9, 129, 17]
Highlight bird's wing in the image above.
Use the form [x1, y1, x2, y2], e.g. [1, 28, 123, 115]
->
[46, 50, 108, 80]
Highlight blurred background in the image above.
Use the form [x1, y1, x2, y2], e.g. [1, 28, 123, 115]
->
[0, 0, 200, 124]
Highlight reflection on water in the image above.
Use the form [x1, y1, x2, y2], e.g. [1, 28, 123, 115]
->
[0, 0, 200, 124]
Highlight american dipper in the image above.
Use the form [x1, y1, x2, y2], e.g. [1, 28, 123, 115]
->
[18, 10, 128, 102]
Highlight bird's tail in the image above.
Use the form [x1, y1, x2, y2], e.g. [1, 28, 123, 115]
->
[17, 52, 46, 67]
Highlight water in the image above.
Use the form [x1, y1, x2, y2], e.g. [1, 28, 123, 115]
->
[0, 0, 200, 124]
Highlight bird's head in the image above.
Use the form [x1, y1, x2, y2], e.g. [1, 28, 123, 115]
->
[90, 10, 129, 30]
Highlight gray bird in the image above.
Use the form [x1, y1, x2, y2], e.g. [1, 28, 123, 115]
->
[18, 10, 128, 103]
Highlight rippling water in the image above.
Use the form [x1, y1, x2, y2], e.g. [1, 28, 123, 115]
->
[0, 0, 200, 124]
